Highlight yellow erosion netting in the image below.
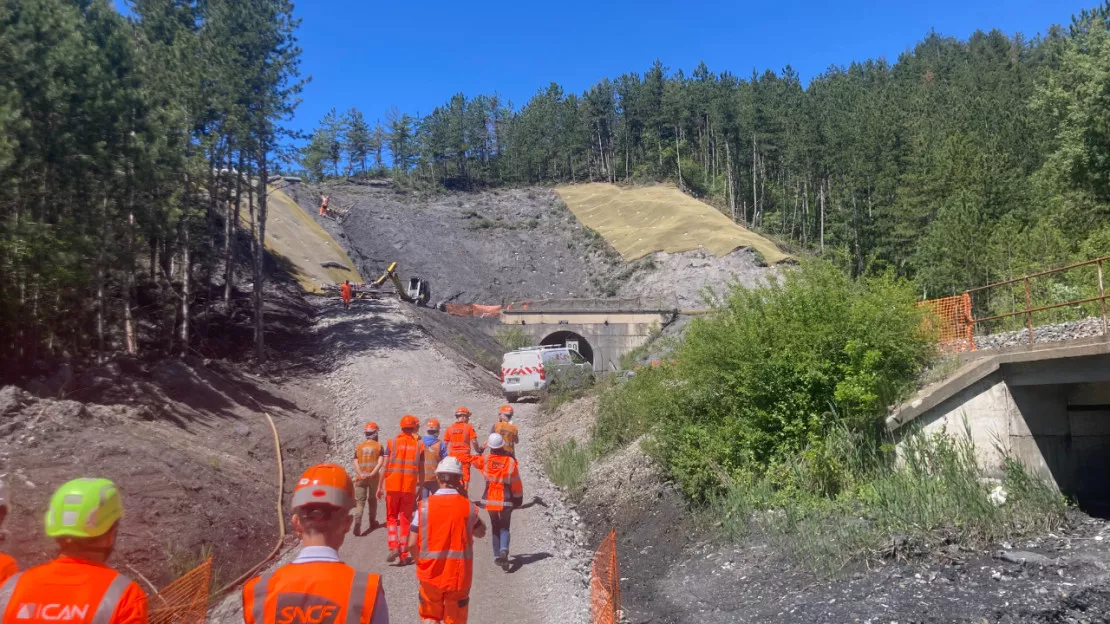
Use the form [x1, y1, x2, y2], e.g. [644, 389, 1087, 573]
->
[245, 187, 363, 293]
[556, 183, 791, 264]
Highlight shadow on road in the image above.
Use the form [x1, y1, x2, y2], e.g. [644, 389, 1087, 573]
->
[506, 552, 552, 573]
[518, 496, 547, 510]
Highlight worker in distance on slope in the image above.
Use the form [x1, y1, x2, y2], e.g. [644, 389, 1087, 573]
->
[352, 422, 385, 535]
[0, 478, 147, 624]
[341, 280, 353, 309]
[421, 419, 448, 500]
[0, 481, 18, 585]
[377, 415, 425, 565]
[318, 194, 330, 216]
[472, 433, 523, 571]
[443, 408, 481, 496]
[243, 463, 388, 624]
[486, 405, 519, 459]
[407, 457, 486, 624]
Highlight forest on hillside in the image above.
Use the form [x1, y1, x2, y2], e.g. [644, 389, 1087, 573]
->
[303, 5, 1110, 303]
[0, 0, 301, 373]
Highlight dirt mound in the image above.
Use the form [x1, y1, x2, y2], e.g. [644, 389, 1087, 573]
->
[262, 185, 362, 292]
[619, 248, 779, 308]
[0, 357, 326, 588]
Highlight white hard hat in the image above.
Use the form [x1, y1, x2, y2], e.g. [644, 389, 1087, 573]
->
[487, 433, 505, 450]
[435, 456, 464, 476]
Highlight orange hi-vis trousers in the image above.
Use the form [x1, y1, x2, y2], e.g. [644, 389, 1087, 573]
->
[386, 492, 416, 553]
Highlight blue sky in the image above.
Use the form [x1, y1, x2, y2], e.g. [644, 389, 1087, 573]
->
[117, 0, 1096, 136]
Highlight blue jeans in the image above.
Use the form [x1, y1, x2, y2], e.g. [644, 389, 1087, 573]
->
[489, 508, 512, 557]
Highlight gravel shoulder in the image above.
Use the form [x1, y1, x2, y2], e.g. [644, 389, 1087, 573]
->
[212, 296, 590, 624]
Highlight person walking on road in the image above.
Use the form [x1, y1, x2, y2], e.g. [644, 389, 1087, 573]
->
[421, 419, 448, 501]
[472, 434, 523, 570]
[487, 405, 519, 459]
[377, 415, 425, 565]
[0, 478, 148, 624]
[243, 463, 389, 624]
[0, 481, 18, 585]
[353, 422, 385, 534]
[341, 280, 353, 309]
[407, 457, 486, 624]
[443, 408, 480, 496]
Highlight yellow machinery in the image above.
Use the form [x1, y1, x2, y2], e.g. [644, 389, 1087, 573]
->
[371, 262, 430, 305]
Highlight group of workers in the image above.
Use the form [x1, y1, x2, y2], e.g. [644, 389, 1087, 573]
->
[0, 404, 522, 624]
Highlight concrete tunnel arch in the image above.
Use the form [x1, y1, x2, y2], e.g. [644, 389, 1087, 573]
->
[539, 330, 594, 365]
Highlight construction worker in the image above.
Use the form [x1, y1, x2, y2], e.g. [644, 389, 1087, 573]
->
[421, 419, 448, 500]
[319, 194, 330, 216]
[0, 478, 147, 624]
[472, 434, 523, 570]
[443, 407, 480, 496]
[407, 457, 486, 624]
[352, 422, 385, 534]
[488, 405, 519, 458]
[243, 463, 388, 624]
[377, 415, 425, 565]
[0, 481, 17, 585]
[341, 280, 353, 309]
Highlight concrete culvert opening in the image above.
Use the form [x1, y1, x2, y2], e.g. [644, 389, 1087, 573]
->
[540, 330, 594, 365]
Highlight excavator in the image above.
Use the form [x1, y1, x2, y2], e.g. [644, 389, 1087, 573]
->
[370, 262, 430, 305]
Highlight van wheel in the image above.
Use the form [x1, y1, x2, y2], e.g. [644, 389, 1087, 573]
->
[504, 393, 519, 404]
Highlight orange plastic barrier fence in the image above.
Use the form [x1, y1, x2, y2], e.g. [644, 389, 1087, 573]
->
[919, 293, 976, 353]
[444, 303, 503, 318]
[590, 531, 621, 624]
[150, 558, 213, 624]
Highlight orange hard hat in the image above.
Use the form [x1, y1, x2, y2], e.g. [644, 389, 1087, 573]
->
[400, 414, 420, 430]
[454, 407, 471, 418]
[292, 463, 354, 510]
[499, 405, 514, 416]
[426, 418, 441, 430]
[364, 422, 379, 432]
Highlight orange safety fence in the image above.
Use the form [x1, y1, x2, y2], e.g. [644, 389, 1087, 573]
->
[919, 293, 976, 353]
[444, 303, 503, 318]
[590, 531, 621, 624]
[149, 557, 213, 624]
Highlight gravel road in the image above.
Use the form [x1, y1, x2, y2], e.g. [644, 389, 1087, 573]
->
[212, 296, 590, 624]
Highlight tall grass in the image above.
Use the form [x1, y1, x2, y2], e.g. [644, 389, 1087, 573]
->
[541, 439, 591, 498]
[709, 427, 1067, 575]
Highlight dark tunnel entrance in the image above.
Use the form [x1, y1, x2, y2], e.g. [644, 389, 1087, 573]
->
[540, 330, 594, 365]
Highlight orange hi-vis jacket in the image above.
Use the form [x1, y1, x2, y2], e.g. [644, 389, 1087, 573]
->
[422, 440, 443, 484]
[0, 553, 16, 586]
[444, 422, 476, 459]
[384, 435, 424, 494]
[472, 454, 523, 512]
[0, 556, 147, 624]
[340, 283, 352, 300]
[243, 562, 380, 624]
[416, 493, 480, 592]
[355, 440, 383, 476]
[492, 421, 519, 454]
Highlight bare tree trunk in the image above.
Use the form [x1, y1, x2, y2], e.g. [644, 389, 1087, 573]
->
[254, 153, 268, 363]
[725, 141, 736, 221]
[819, 179, 826, 252]
[180, 192, 191, 357]
[223, 150, 236, 308]
[675, 126, 682, 191]
[123, 211, 136, 355]
[750, 138, 757, 226]
[96, 197, 109, 363]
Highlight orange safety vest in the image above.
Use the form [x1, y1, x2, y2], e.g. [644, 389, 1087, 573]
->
[444, 423, 476, 458]
[341, 283, 352, 300]
[0, 557, 147, 624]
[243, 562, 379, 624]
[492, 421, 519, 454]
[473, 454, 523, 512]
[422, 440, 443, 484]
[416, 493, 479, 592]
[354, 440, 383, 475]
[384, 435, 424, 494]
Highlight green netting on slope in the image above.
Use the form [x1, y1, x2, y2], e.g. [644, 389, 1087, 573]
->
[556, 183, 791, 264]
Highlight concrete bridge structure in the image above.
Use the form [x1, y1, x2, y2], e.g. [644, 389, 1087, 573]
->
[889, 337, 1110, 513]
[499, 299, 675, 372]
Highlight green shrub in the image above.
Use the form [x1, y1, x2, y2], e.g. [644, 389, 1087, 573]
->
[541, 439, 591, 497]
[596, 260, 935, 500]
[495, 326, 532, 351]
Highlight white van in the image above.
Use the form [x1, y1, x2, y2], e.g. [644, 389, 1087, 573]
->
[500, 346, 592, 402]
